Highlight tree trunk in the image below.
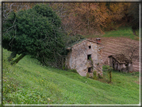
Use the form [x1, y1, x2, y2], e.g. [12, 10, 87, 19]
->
[109, 71, 112, 83]
[8, 51, 17, 62]
[11, 54, 25, 65]
[87, 3, 90, 34]
[132, 29, 137, 36]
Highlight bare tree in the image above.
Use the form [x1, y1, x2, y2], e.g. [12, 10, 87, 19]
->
[2, 3, 40, 23]
[121, 40, 139, 63]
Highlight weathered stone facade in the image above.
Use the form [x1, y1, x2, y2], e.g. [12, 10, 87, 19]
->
[65, 39, 103, 77]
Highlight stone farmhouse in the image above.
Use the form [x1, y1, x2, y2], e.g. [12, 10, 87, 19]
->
[65, 38, 103, 77]
[108, 54, 133, 72]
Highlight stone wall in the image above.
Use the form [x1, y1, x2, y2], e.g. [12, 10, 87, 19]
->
[65, 40, 103, 77]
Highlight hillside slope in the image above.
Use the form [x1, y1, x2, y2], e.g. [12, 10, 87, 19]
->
[3, 49, 139, 104]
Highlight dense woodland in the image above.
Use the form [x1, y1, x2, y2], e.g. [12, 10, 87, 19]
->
[2, 2, 140, 67]
[3, 2, 139, 34]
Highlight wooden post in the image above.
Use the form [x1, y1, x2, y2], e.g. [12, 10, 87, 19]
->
[109, 70, 112, 83]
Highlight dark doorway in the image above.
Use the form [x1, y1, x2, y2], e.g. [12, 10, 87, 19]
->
[89, 46, 91, 49]
[112, 60, 114, 69]
[88, 67, 92, 73]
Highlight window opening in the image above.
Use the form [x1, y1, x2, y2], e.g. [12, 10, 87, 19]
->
[87, 54, 91, 60]
[88, 67, 92, 73]
[89, 46, 91, 49]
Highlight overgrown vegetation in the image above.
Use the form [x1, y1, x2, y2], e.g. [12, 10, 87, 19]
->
[88, 66, 112, 83]
[3, 49, 139, 104]
[103, 65, 113, 83]
[93, 71, 97, 80]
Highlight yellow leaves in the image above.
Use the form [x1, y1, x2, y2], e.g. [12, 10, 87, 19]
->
[107, 3, 131, 22]
[51, 2, 131, 35]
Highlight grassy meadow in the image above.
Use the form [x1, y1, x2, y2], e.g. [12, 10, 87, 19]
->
[85, 27, 140, 41]
[102, 27, 139, 40]
[3, 48, 139, 104]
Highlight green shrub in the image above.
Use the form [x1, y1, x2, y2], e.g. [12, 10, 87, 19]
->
[70, 69, 77, 73]
[98, 73, 103, 79]
[93, 71, 97, 80]
[62, 63, 66, 70]
[86, 72, 90, 78]
[103, 65, 113, 83]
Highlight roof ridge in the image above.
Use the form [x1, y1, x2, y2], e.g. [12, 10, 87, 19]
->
[108, 54, 131, 64]
[66, 38, 87, 48]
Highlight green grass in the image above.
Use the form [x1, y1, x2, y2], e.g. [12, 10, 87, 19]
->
[84, 27, 139, 41]
[102, 27, 139, 40]
[3, 49, 139, 104]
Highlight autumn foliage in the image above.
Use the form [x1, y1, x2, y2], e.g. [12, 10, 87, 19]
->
[3, 2, 139, 36]
[50, 3, 138, 35]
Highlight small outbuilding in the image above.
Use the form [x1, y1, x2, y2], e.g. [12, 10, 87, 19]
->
[108, 54, 133, 72]
[65, 38, 103, 77]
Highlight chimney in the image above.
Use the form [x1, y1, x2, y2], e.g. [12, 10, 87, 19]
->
[96, 38, 101, 43]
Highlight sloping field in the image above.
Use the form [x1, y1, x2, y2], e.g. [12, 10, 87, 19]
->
[100, 37, 139, 71]
[3, 49, 139, 104]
